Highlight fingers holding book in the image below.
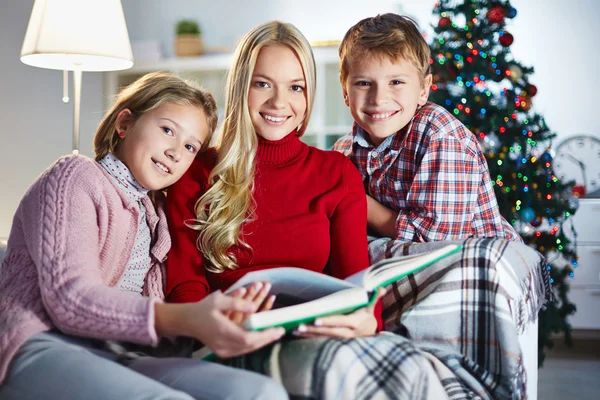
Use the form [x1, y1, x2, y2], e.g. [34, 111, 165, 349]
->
[292, 288, 386, 339]
[189, 291, 285, 358]
[226, 281, 276, 325]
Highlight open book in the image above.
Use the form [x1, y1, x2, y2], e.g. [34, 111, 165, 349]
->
[227, 244, 461, 332]
[193, 244, 461, 360]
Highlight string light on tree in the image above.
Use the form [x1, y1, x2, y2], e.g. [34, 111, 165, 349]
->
[429, 0, 579, 366]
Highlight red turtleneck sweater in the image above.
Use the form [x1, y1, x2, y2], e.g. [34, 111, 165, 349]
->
[165, 132, 381, 328]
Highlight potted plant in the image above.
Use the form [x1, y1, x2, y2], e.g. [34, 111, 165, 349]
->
[174, 19, 203, 57]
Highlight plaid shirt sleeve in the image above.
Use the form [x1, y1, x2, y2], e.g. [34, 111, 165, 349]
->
[395, 106, 522, 242]
[396, 134, 483, 242]
[332, 106, 522, 243]
[331, 134, 353, 156]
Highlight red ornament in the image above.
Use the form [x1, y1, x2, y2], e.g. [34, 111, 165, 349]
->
[487, 6, 507, 24]
[573, 185, 586, 198]
[499, 32, 514, 47]
[527, 84, 538, 97]
[438, 16, 451, 28]
[519, 94, 532, 111]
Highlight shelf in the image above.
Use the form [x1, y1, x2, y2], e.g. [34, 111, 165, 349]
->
[121, 46, 340, 75]
[104, 46, 349, 150]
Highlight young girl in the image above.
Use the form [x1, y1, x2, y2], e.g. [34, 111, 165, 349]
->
[0, 72, 287, 400]
[165, 22, 384, 341]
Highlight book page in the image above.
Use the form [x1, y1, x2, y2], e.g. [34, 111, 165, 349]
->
[346, 244, 461, 291]
[225, 267, 358, 304]
[243, 287, 370, 331]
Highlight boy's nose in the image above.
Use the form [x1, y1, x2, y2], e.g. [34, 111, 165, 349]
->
[370, 87, 389, 105]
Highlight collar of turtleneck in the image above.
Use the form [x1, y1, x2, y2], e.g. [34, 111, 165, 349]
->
[255, 130, 305, 167]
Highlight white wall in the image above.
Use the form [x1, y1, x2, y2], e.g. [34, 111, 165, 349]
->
[1, 0, 598, 237]
[0, 0, 104, 238]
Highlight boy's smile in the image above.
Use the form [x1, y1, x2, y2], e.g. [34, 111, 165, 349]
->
[343, 56, 431, 146]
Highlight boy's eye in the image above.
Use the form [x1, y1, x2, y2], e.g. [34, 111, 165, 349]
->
[184, 144, 197, 153]
[162, 127, 174, 136]
[291, 85, 304, 92]
[254, 81, 270, 88]
[356, 81, 371, 87]
[390, 80, 404, 85]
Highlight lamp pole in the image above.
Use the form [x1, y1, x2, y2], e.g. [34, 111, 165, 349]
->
[72, 68, 82, 154]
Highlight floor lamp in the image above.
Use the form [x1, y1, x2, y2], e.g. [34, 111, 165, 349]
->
[20, 0, 134, 154]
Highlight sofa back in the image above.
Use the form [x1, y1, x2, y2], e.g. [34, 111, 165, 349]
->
[0, 238, 6, 271]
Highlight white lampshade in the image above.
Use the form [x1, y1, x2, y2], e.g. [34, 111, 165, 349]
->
[20, 0, 133, 72]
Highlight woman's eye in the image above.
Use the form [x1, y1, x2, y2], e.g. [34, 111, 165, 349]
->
[184, 144, 196, 153]
[291, 85, 304, 92]
[255, 81, 270, 88]
[162, 127, 174, 136]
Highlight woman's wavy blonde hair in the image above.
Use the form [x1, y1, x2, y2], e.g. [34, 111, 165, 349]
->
[190, 21, 316, 273]
[94, 71, 218, 162]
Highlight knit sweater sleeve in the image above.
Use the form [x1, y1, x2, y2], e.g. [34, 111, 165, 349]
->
[328, 156, 383, 331]
[328, 156, 370, 278]
[165, 156, 212, 303]
[28, 157, 160, 345]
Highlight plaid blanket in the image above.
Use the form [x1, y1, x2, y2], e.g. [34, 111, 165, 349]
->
[220, 238, 550, 400]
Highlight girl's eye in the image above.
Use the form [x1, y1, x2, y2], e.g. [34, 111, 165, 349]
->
[291, 85, 304, 92]
[255, 81, 270, 88]
[184, 144, 197, 153]
[162, 127, 174, 136]
[390, 80, 404, 85]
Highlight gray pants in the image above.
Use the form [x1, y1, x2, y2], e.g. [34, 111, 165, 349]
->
[0, 331, 288, 400]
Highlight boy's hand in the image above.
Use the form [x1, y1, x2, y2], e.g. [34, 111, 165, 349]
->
[366, 196, 398, 239]
[292, 288, 386, 339]
[226, 282, 276, 325]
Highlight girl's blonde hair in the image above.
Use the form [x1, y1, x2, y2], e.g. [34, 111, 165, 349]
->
[94, 71, 218, 162]
[191, 21, 316, 273]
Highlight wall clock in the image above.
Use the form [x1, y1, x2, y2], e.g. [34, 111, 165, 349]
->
[554, 134, 600, 197]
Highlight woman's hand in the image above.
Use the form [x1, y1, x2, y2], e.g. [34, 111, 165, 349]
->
[155, 291, 284, 358]
[292, 288, 386, 339]
[226, 281, 276, 325]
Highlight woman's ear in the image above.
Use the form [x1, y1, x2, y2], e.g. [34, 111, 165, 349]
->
[115, 108, 134, 137]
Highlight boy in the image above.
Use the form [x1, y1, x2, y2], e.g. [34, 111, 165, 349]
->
[333, 13, 522, 243]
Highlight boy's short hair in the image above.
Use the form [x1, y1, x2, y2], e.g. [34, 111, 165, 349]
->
[339, 13, 431, 86]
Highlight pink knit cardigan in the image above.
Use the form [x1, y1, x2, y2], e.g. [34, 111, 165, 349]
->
[0, 155, 171, 383]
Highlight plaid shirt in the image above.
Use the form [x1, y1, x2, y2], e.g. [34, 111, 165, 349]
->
[333, 102, 522, 243]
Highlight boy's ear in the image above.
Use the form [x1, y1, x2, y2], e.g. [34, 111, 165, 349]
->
[419, 74, 433, 106]
[342, 87, 350, 107]
[115, 108, 134, 136]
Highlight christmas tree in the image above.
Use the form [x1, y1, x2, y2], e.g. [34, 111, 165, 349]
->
[427, 0, 579, 366]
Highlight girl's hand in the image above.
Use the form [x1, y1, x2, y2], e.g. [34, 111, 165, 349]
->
[155, 291, 284, 358]
[292, 288, 386, 339]
[226, 281, 276, 325]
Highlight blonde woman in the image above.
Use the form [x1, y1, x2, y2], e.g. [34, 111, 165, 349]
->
[0, 72, 287, 400]
[166, 21, 383, 343]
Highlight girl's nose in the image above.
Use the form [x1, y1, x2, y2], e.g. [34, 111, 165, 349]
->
[165, 147, 181, 162]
